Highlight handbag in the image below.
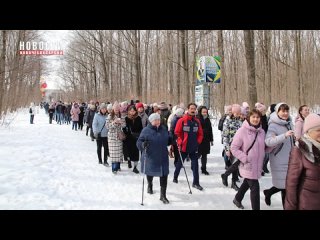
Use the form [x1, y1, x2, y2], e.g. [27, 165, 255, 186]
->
[117, 129, 127, 141]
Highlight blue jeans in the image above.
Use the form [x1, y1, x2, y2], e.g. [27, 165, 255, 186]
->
[72, 121, 78, 130]
[174, 151, 199, 185]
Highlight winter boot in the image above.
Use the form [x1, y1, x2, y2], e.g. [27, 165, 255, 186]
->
[133, 166, 139, 174]
[263, 189, 271, 206]
[202, 169, 209, 175]
[160, 187, 169, 204]
[192, 184, 203, 191]
[221, 174, 228, 187]
[233, 198, 244, 209]
[147, 183, 153, 194]
[103, 161, 109, 167]
[128, 160, 132, 168]
[173, 177, 178, 183]
[263, 163, 270, 174]
[231, 181, 239, 191]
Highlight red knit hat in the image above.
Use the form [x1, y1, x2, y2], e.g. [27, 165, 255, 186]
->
[135, 102, 144, 109]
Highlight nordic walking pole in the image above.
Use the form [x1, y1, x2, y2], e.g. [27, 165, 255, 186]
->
[176, 140, 192, 194]
[141, 142, 148, 205]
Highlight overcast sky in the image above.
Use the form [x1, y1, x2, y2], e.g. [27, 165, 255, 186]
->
[40, 30, 71, 89]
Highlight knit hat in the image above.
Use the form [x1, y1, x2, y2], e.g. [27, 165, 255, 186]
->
[303, 113, 320, 134]
[224, 105, 232, 114]
[240, 107, 247, 117]
[113, 101, 120, 111]
[255, 102, 266, 113]
[231, 104, 241, 115]
[242, 102, 250, 109]
[175, 108, 184, 117]
[135, 102, 144, 109]
[148, 113, 161, 123]
[153, 103, 159, 108]
[99, 103, 107, 110]
[107, 104, 113, 111]
[275, 102, 286, 113]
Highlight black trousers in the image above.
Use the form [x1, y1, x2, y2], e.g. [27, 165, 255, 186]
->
[224, 159, 240, 181]
[198, 153, 208, 170]
[147, 175, 168, 188]
[49, 113, 53, 124]
[173, 144, 180, 167]
[96, 137, 109, 164]
[265, 186, 286, 208]
[235, 179, 260, 210]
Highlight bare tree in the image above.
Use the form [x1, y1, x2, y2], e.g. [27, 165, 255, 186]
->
[244, 30, 257, 108]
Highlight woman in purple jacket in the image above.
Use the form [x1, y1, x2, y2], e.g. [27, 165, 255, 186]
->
[230, 109, 266, 210]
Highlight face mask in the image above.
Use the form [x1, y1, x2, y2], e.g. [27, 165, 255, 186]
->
[203, 114, 208, 119]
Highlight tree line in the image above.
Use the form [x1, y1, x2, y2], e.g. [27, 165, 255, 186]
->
[0, 30, 45, 118]
[1, 30, 320, 118]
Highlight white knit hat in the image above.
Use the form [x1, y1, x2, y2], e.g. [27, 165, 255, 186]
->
[148, 113, 161, 123]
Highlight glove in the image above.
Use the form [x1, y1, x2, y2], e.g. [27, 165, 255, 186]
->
[143, 141, 149, 149]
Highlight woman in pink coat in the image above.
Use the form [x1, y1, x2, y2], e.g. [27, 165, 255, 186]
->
[230, 109, 266, 210]
[294, 105, 309, 141]
[70, 103, 81, 131]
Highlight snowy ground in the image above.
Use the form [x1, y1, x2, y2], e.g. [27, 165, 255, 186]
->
[0, 109, 283, 210]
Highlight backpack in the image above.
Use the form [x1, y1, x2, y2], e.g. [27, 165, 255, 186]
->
[218, 115, 226, 131]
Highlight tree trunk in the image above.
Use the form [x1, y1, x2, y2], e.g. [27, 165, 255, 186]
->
[217, 30, 225, 115]
[181, 30, 190, 103]
[244, 30, 257, 108]
[264, 30, 272, 105]
[0, 30, 7, 117]
[295, 30, 304, 106]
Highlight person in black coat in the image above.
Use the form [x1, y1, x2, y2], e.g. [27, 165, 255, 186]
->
[197, 106, 214, 175]
[78, 103, 86, 130]
[137, 113, 173, 204]
[124, 105, 143, 174]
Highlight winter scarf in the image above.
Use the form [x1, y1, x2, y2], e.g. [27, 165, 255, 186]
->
[297, 134, 320, 164]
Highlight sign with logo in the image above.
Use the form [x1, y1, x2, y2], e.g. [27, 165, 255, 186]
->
[196, 56, 221, 83]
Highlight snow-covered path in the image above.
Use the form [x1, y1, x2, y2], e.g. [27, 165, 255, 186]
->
[0, 109, 283, 209]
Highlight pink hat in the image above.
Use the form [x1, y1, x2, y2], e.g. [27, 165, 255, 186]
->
[240, 107, 247, 116]
[255, 102, 266, 113]
[242, 102, 250, 109]
[113, 101, 120, 111]
[303, 113, 320, 134]
[232, 104, 241, 115]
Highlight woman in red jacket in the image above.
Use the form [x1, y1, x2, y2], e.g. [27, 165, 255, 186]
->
[285, 113, 320, 210]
